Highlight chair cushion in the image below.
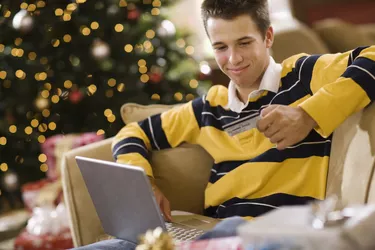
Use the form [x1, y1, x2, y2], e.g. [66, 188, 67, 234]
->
[272, 20, 329, 63]
[120, 103, 213, 214]
[328, 102, 375, 204]
[313, 18, 374, 53]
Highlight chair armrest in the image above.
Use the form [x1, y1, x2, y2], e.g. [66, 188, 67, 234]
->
[61, 137, 114, 247]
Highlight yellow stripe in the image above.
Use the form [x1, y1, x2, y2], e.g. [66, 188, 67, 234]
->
[242, 216, 254, 221]
[112, 122, 151, 151]
[161, 102, 200, 147]
[205, 85, 228, 107]
[116, 153, 153, 177]
[248, 90, 269, 102]
[205, 156, 329, 208]
[310, 52, 350, 94]
[199, 127, 274, 163]
[281, 53, 308, 78]
[358, 46, 375, 61]
[289, 94, 310, 107]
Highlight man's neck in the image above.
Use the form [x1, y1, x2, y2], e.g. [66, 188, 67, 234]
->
[236, 85, 260, 104]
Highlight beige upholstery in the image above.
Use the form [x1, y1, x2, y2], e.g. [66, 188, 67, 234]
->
[327, 103, 375, 205]
[62, 138, 113, 247]
[272, 21, 329, 63]
[62, 101, 375, 247]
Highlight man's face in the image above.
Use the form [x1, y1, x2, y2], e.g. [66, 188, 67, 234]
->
[207, 14, 273, 89]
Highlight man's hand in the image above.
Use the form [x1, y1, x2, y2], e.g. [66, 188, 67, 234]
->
[256, 105, 317, 150]
[149, 177, 172, 222]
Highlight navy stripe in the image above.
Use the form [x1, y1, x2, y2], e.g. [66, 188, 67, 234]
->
[299, 55, 321, 95]
[201, 93, 275, 131]
[348, 46, 370, 66]
[248, 140, 331, 163]
[209, 160, 246, 183]
[209, 133, 332, 183]
[192, 97, 204, 128]
[138, 114, 171, 150]
[342, 57, 375, 101]
[280, 68, 299, 90]
[243, 91, 276, 110]
[204, 194, 317, 218]
[272, 84, 310, 106]
[112, 137, 149, 160]
[271, 65, 310, 106]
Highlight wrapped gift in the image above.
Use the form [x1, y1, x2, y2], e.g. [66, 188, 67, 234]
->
[21, 133, 104, 209]
[41, 132, 104, 180]
[14, 203, 73, 250]
[14, 228, 73, 250]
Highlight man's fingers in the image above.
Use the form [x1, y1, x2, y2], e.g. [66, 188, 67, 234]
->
[161, 198, 172, 222]
[257, 108, 279, 132]
[276, 139, 289, 150]
[260, 105, 278, 117]
[269, 130, 284, 144]
[155, 192, 162, 205]
[263, 120, 281, 138]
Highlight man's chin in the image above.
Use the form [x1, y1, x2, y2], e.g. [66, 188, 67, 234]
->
[231, 80, 247, 88]
[232, 80, 260, 91]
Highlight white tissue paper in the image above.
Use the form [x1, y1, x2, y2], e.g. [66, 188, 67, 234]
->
[26, 202, 70, 236]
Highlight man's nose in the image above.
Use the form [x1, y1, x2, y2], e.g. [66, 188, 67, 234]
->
[228, 49, 243, 66]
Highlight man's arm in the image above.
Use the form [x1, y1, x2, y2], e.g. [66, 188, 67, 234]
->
[111, 97, 204, 220]
[258, 46, 375, 149]
[298, 46, 375, 137]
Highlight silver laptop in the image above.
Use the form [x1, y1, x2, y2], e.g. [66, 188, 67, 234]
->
[75, 156, 219, 244]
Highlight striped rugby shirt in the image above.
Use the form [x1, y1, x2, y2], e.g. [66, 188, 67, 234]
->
[112, 46, 375, 219]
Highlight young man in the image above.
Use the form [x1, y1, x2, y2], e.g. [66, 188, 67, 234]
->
[75, 0, 375, 249]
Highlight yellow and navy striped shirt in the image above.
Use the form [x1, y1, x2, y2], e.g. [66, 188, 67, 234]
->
[112, 46, 375, 219]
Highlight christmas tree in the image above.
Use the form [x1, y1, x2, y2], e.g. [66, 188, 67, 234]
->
[0, 0, 212, 205]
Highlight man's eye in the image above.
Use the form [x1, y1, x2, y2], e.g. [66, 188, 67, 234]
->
[240, 42, 250, 46]
[214, 46, 226, 51]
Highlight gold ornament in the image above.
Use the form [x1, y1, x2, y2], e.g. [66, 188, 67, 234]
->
[136, 227, 174, 250]
[35, 97, 50, 110]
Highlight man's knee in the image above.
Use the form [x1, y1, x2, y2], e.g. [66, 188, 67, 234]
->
[214, 216, 247, 231]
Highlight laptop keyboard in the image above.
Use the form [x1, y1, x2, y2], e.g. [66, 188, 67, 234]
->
[165, 222, 205, 242]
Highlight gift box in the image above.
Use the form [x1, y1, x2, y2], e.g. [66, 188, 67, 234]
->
[14, 228, 73, 250]
[14, 203, 73, 250]
[17, 133, 104, 250]
[175, 237, 243, 250]
[41, 132, 104, 180]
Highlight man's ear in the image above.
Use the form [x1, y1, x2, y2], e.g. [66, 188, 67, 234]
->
[265, 26, 274, 48]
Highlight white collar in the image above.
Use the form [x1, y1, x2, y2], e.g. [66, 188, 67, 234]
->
[226, 57, 281, 113]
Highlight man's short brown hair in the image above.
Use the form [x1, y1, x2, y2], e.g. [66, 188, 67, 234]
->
[201, 0, 270, 38]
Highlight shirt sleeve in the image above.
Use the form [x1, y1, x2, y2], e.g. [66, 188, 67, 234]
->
[298, 46, 375, 137]
[111, 97, 204, 177]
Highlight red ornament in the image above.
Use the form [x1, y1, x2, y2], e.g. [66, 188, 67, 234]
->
[149, 73, 162, 83]
[127, 9, 140, 20]
[69, 90, 83, 104]
[6, 113, 15, 124]
[198, 72, 207, 80]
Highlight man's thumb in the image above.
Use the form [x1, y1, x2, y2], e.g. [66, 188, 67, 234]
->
[260, 105, 278, 117]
